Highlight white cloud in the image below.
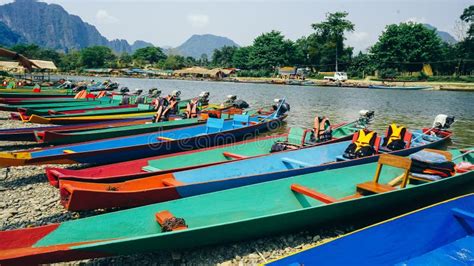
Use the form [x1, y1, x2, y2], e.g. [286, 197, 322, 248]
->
[96, 9, 119, 24]
[187, 14, 209, 28]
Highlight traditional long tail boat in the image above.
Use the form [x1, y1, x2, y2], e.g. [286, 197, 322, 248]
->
[0, 118, 151, 142]
[19, 104, 157, 124]
[368, 85, 431, 90]
[267, 191, 474, 265]
[0, 114, 285, 167]
[57, 127, 451, 211]
[46, 120, 361, 186]
[35, 117, 205, 145]
[0, 148, 472, 264]
[0, 91, 74, 98]
[0, 96, 82, 105]
[1, 98, 114, 112]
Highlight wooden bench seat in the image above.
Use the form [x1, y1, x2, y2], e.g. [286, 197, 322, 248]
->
[356, 182, 396, 195]
[291, 184, 336, 204]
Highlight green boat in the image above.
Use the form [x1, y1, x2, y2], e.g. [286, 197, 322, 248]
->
[36, 117, 203, 144]
[46, 119, 361, 185]
[2, 98, 115, 113]
[1, 148, 471, 264]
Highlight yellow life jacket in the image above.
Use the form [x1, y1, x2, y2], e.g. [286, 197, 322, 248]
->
[387, 123, 406, 145]
[354, 130, 376, 151]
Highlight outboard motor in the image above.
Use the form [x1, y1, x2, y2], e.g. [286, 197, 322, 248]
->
[119, 87, 130, 94]
[199, 91, 210, 105]
[171, 90, 181, 101]
[149, 88, 162, 98]
[134, 89, 145, 104]
[272, 99, 290, 116]
[357, 110, 375, 127]
[433, 114, 455, 130]
[233, 99, 249, 109]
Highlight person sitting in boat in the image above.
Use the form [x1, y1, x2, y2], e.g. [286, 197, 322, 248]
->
[343, 129, 378, 159]
[152, 91, 181, 122]
[382, 123, 409, 151]
[198, 91, 210, 106]
[310, 116, 332, 143]
[272, 99, 290, 116]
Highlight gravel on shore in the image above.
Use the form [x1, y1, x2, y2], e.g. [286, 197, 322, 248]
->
[0, 110, 349, 265]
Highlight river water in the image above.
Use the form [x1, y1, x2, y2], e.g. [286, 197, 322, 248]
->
[79, 76, 474, 148]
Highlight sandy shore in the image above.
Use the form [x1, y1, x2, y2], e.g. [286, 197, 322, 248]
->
[0, 110, 349, 265]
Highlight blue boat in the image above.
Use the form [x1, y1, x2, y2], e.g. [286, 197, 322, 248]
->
[368, 85, 431, 90]
[0, 114, 286, 166]
[268, 191, 474, 265]
[58, 126, 452, 210]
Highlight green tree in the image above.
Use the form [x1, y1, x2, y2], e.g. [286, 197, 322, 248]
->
[248, 30, 297, 70]
[347, 52, 376, 78]
[211, 46, 238, 67]
[307, 12, 354, 71]
[80, 46, 116, 68]
[458, 5, 474, 73]
[232, 47, 251, 69]
[371, 22, 443, 73]
[58, 51, 81, 71]
[118, 52, 133, 68]
[161, 55, 185, 70]
[132, 46, 166, 66]
[11, 44, 62, 65]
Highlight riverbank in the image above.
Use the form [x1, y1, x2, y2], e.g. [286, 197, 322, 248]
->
[55, 73, 474, 91]
[0, 110, 348, 265]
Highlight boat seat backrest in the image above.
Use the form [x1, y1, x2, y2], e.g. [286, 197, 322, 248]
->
[206, 118, 225, 133]
[232, 114, 250, 128]
[353, 131, 382, 153]
[404, 131, 413, 148]
[356, 154, 412, 195]
[287, 127, 311, 147]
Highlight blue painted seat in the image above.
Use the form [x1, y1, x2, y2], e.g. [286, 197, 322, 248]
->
[232, 114, 250, 128]
[206, 118, 225, 133]
[281, 157, 311, 168]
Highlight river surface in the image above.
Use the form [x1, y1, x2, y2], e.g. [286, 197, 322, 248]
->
[76, 76, 474, 148]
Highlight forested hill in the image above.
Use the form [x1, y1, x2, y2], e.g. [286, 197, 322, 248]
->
[0, 0, 153, 53]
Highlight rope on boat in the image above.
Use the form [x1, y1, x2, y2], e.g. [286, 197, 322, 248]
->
[161, 217, 187, 232]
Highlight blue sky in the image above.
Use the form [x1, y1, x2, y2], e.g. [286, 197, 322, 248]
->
[1, 0, 471, 51]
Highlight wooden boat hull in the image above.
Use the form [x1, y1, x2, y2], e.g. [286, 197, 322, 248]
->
[0, 97, 76, 104]
[37, 118, 204, 145]
[22, 111, 157, 124]
[0, 116, 286, 166]
[2, 99, 113, 113]
[45, 121, 358, 185]
[0, 92, 73, 98]
[0, 148, 472, 264]
[268, 193, 474, 265]
[57, 129, 451, 211]
[368, 85, 431, 90]
[0, 118, 150, 142]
